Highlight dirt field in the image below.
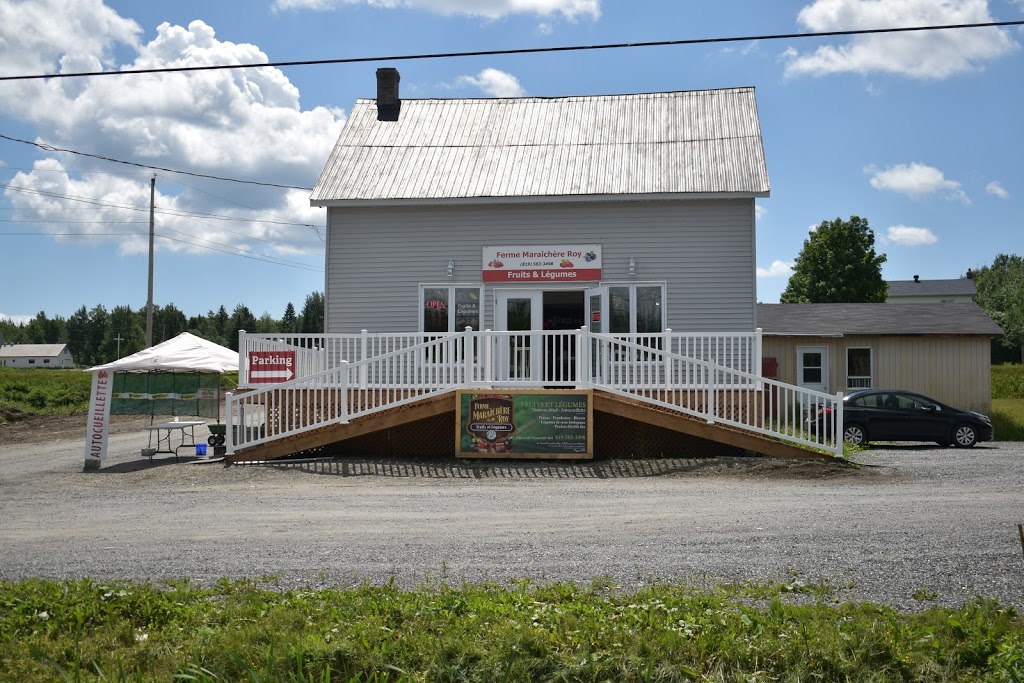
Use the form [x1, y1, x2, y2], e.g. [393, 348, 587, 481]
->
[1, 411, 1022, 611]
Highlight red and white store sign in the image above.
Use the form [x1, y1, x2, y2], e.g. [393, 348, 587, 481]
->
[482, 245, 602, 283]
[248, 350, 296, 383]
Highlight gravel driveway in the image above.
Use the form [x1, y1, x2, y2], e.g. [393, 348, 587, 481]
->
[1, 417, 1022, 612]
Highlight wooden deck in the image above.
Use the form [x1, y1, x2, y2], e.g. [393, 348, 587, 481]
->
[226, 389, 832, 463]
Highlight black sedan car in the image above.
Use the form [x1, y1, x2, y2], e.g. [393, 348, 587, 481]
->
[813, 389, 994, 447]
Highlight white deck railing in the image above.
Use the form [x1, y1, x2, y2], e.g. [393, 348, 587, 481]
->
[227, 327, 843, 458]
[237, 329, 762, 387]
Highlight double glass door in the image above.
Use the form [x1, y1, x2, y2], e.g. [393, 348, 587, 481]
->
[495, 289, 600, 383]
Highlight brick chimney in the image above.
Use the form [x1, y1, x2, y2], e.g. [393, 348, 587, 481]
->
[376, 67, 400, 121]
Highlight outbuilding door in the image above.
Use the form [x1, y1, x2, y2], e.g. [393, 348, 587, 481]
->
[796, 346, 829, 394]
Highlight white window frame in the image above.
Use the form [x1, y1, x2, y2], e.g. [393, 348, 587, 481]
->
[601, 282, 667, 335]
[601, 282, 666, 362]
[846, 346, 873, 390]
[418, 284, 485, 333]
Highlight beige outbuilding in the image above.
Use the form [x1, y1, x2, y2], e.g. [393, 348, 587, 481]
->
[758, 302, 1003, 414]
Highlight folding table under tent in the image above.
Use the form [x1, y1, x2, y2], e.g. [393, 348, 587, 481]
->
[83, 332, 239, 468]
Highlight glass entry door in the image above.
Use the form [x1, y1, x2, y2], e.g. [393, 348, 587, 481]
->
[495, 290, 542, 382]
[585, 287, 608, 383]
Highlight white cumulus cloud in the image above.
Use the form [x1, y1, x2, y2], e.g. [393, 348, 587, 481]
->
[986, 180, 1010, 199]
[455, 68, 527, 97]
[867, 163, 969, 203]
[756, 260, 795, 278]
[883, 225, 938, 246]
[0, 0, 141, 76]
[0, 6, 346, 258]
[784, 0, 1019, 80]
[273, 0, 600, 20]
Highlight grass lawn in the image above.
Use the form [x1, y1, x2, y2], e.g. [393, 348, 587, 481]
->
[2, 578, 1023, 682]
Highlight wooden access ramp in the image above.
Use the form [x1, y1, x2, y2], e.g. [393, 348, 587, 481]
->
[592, 392, 835, 461]
[224, 393, 456, 463]
[226, 390, 834, 464]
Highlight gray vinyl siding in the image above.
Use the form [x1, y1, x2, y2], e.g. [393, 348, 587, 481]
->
[761, 335, 993, 413]
[326, 199, 755, 334]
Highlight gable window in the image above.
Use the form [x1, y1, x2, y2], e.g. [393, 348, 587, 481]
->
[846, 347, 872, 389]
[420, 285, 483, 333]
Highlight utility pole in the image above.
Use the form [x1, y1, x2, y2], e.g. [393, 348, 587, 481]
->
[146, 175, 155, 348]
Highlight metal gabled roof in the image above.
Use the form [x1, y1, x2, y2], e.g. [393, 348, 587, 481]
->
[311, 88, 770, 204]
[0, 343, 69, 358]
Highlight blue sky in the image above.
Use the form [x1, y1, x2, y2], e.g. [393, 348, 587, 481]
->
[1, 0, 1022, 325]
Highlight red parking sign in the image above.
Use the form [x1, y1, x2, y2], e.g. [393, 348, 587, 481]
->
[248, 351, 296, 384]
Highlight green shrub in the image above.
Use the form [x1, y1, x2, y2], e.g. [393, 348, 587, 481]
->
[0, 368, 92, 418]
[992, 364, 1024, 399]
[992, 399, 1024, 441]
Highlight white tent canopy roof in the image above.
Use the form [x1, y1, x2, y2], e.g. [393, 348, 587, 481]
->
[87, 332, 238, 374]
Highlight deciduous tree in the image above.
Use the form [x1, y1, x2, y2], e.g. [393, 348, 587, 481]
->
[780, 216, 888, 303]
[973, 253, 1024, 363]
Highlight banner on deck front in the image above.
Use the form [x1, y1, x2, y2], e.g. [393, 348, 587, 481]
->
[84, 370, 113, 463]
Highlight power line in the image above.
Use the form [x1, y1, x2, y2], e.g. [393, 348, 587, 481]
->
[164, 174, 325, 243]
[155, 233, 323, 272]
[0, 182, 320, 228]
[0, 181, 326, 253]
[0, 219, 148, 224]
[155, 222, 321, 270]
[1, 21, 1020, 198]
[0, 133, 311, 191]
[1, 21, 1021, 82]
[0, 230, 324, 272]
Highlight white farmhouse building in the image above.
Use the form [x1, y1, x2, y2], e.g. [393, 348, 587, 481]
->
[0, 343, 74, 368]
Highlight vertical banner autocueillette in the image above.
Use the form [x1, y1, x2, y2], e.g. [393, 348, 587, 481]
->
[84, 370, 112, 465]
[456, 390, 593, 459]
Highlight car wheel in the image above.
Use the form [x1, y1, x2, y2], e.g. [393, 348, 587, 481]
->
[952, 424, 977, 448]
[843, 424, 867, 446]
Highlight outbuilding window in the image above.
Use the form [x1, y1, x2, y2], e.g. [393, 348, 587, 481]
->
[846, 347, 872, 389]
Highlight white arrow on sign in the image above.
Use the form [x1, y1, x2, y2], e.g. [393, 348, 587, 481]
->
[251, 368, 295, 381]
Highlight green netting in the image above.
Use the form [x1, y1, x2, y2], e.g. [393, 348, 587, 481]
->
[111, 372, 220, 419]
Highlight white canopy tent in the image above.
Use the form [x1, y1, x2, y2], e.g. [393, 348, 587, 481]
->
[88, 332, 238, 374]
[84, 333, 239, 468]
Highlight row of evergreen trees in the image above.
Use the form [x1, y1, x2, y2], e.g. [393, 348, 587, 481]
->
[0, 292, 324, 367]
